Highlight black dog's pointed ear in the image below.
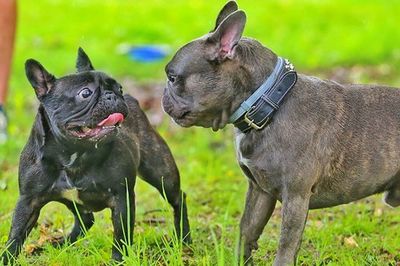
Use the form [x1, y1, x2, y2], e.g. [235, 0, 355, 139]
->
[76, 47, 94, 72]
[25, 59, 56, 99]
[213, 1, 239, 32]
[207, 10, 246, 61]
[34, 105, 49, 148]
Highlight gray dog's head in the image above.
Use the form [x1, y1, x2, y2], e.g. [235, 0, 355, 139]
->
[25, 48, 128, 144]
[162, 1, 277, 131]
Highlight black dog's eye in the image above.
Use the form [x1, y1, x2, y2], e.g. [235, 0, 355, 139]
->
[78, 87, 93, 99]
[119, 85, 123, 94]
[167, 74, 177, 83]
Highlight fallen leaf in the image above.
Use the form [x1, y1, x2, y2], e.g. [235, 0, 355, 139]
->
[25, 243, 41, 255]
[141, 217, 166, 225]
[314, 220, 324, 229]
[0, 179, 7, 190]
[24, 222, 63, 255]
[344, 236, 359, 248]
[374, 208, 383, 217]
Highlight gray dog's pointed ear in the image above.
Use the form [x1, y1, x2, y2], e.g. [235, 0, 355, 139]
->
[76, 47, 94, 72]
[213, 1, 239, 32]
[207, 10, 246, 61]
[25, 59, 56, 99]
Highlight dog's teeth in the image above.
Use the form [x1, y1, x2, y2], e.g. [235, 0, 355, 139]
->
[81, 126, 91, 133]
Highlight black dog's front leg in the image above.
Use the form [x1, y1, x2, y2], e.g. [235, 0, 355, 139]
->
[52, 201, 95, 247]
[2, 195, 44, 265]
[111, 192, 135, 262]
[274, 193, 310, 266]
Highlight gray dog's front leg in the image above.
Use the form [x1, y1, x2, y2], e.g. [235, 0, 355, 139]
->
[274, 194, 310, 266]
[239, 181, 277, 265]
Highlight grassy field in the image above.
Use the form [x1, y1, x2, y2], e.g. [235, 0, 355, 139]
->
[1, 0, 400, 265]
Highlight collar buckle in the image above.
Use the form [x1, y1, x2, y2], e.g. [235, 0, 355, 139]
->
[244, 109, 270, 130]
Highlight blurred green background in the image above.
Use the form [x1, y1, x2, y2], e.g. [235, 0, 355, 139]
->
[1, 0, 400, 265]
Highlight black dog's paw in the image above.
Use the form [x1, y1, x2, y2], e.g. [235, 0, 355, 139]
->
[182, 234, 192, 246]
[49, 236, 68, 248]
[111, 250, 124, 262]
[1, 253, 15, 266]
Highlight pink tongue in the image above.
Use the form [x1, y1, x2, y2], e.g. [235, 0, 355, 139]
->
[97, 113, 125, 127]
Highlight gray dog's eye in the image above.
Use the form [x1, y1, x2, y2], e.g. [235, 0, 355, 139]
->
[167, 74, 177, 83]
[78, 87, 93, 99]
[119, 85, 123, 94]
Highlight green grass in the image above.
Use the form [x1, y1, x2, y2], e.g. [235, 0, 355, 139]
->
[1, 0, 400, 265]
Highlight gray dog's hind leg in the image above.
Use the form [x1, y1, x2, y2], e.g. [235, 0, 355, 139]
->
[238, 179, 277, 265]
[274, 193, 310, 266]
[52, 201, 95, 246]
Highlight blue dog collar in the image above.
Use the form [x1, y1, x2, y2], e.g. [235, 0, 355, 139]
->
[229, 57, 297, 132]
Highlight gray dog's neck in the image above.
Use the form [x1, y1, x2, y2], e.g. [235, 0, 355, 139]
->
[234, 38, 278, 97]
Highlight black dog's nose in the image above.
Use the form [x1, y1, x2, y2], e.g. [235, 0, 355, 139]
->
[104, 91, 117, 102]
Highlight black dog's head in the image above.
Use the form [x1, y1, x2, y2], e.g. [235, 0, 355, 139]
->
[162, 1, 247, 131]
[26, 48, 128, 144]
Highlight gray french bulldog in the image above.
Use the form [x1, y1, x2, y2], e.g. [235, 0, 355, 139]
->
[1, 48, 190, 264]
[162, 1, 400, 265]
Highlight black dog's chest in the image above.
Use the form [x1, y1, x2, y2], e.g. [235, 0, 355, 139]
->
[50, 169, 112, 211]
[48, 152, 120, 211]
[41, 138, 138, 212]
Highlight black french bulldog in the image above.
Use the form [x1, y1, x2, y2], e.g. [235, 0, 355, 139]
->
[1, 48, 190, 264]
[163, 1, 400, 265]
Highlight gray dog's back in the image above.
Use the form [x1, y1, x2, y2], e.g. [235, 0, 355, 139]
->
[241, 74, 400, 208]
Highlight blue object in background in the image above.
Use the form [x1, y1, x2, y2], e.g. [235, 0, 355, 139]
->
[127, 45, 169, 63]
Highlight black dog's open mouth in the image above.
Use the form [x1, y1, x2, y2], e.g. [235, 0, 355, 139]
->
[67, 113, 125, 139]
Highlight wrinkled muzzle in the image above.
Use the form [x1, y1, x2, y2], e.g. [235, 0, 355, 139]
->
[162, 87, 191, 121]
[61, 92, 129, 141]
